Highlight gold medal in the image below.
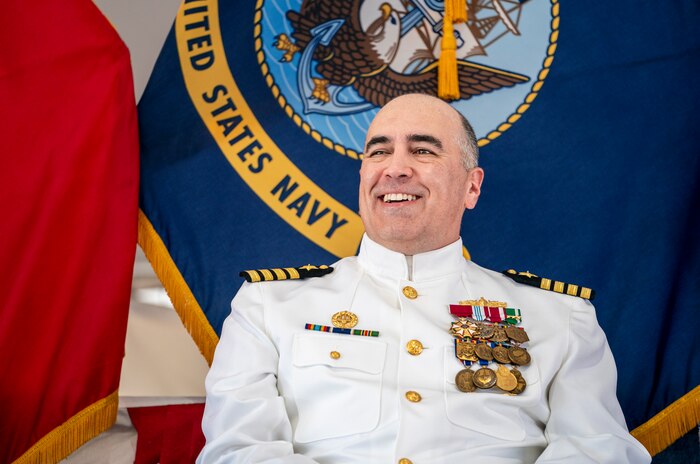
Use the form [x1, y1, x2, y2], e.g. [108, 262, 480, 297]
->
[490, 325, 509, 342]
[455, 368, 476, 392]
[450, 319, 468, 338]
[510, 368, 527, 394]
[474, 342, 494, 361]
[508, 346, 531, 365]
[456, 339, 478, 361]
[496, 365, 518, 391]
[331, 311, 358, 328]
[473, 367, 497, 389]
[465, 320, 478, 337]
[476, 322, 495, 339]
[505, 325, 530, 343]
[492, 344, 511, 364]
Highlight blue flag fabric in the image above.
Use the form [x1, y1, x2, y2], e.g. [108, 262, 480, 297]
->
[138, 0, 699, 456]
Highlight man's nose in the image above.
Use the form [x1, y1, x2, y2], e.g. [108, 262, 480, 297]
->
[384, 149, 413, 178]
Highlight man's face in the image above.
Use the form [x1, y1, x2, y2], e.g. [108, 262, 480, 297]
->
[359, 94, 484, 255]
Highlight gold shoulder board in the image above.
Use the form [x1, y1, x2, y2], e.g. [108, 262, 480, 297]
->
[502, 269, 595, 301]
[240, 264, 333, 283]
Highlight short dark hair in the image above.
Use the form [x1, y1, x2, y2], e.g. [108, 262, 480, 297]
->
[457, 111, 479, 169]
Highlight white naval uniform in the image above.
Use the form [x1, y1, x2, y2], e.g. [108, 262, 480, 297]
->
[198, 236, 651, 463]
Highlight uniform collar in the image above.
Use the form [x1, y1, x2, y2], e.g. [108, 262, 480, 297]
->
[357, 234, 465, 282]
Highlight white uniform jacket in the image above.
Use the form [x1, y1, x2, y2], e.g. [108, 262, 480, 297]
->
[198, 236, 651, 463]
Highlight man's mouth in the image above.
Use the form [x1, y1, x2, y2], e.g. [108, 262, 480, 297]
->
[382, 193, 418, 203]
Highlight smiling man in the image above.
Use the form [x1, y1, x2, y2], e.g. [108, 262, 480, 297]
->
[358, 94, 483, 255]
[198, 94, 650, 463]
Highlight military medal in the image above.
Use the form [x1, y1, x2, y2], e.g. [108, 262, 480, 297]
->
[474, 342, 494, 361]
[505, 325, 529, 344]
[456, 339, 478, 361]
[473, 367, 497, 389]
[490, 325, 509, 343]
[476, 322, 495, 339]
[449, 296, 532, 396]
[495, 365, 518, 392]
[492, 344, 511, 364]
[450, 319, 470, 338]
[508, 346, 531, 366]
[510, 368, 527, 394]
[455, 369, 476, 392]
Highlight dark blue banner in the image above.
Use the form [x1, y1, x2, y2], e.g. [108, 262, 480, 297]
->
[138, 0, 699, 456]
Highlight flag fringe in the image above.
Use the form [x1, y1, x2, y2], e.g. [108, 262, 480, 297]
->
[137, 209, 219, 365]
[12, 391, 118, 464]
[631, 384, 700, 456]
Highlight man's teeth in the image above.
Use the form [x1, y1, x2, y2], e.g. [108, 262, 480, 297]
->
[383, 193, 417, 202]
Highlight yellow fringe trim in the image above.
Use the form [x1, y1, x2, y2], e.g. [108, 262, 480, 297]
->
[12, 391, 119, 464]
[631, 384, 700, 456]
[138, 209, 219, 365]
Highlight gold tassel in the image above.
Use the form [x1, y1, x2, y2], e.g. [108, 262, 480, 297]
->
[446, 0, 468, 24]
[438, 16, 459, 100]
[13, 391, 118, 464]
[137, 209, 220, 365]
[631, 384, 700, 456]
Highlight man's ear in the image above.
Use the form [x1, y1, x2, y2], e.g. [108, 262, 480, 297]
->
[464, 167, 484, 210]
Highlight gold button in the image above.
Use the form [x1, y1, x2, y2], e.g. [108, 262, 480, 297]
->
[405, 391, 422, 402]
[398, 458, 413, 464]
[406, 340, 424, 356]
[329, 351, 341, 360]
[402, 286, 418, 299]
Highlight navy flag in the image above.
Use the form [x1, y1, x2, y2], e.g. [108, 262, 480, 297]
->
[138, 0, 699, 457]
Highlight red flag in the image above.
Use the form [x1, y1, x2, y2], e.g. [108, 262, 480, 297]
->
[128, 404, 206, 464]
[0, 0, 139, 461]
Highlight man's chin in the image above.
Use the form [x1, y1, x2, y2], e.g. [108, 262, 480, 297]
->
[368, 227, 426, 252]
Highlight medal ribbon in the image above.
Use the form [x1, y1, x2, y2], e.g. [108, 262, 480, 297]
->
[450, 304, 516, 323]
[505, 308, 522, 325]
[304, 323, 379, 337]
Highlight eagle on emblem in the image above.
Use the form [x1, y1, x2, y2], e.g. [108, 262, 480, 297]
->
[275, 0, 529, 106]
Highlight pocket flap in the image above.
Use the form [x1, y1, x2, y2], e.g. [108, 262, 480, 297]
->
[293, 333, 386, 374]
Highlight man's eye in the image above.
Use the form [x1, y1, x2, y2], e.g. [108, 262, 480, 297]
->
[368, 150, 388, 157]
[415, 148, 434, 155]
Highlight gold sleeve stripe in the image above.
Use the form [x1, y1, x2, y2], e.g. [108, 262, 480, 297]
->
[248, 270, 261, 283]
[285, 267, 300, 279]
[553, 281, 565, 293]
[580, 287, 592, 299]
[272, 268, 286, 280]
[566, 284, 579, 296]
[540, 278, 552, 290]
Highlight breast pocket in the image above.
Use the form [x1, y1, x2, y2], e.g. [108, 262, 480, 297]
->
[443, 346, 542, 442]
[291, 333, 387, 443]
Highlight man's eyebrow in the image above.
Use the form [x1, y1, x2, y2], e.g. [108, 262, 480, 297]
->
[408, 134, 443, 150]
[365, 135, 391, 151]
